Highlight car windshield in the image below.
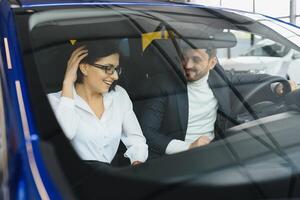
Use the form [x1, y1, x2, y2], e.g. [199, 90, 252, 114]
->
[241, 40, 291, 57]
[14, 4, 300, 199]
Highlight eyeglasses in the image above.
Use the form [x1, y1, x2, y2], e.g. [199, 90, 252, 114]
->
[91, 63, 122, 75]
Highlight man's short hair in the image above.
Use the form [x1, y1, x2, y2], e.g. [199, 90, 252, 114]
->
[179, 38, 217, 59]
[182, 47, 217, 59]
[205, 48, 217, 58]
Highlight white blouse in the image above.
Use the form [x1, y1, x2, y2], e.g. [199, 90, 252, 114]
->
[47, 85, 148, 164]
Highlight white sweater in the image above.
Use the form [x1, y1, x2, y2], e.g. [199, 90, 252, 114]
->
[166, 74, 218, 154]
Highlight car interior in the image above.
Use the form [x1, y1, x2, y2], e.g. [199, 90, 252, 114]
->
[13, 6, 300, 199]
[26, 5, 300, 159]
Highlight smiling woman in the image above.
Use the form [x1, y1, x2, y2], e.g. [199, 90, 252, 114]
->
[47, 40, 148, 167]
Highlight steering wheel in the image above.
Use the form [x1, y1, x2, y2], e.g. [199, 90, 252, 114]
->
[232, 76, 291, 116]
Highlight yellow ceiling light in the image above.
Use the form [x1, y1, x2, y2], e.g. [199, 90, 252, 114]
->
[69, 39, 77, 45]
[142, 31, 170, 52]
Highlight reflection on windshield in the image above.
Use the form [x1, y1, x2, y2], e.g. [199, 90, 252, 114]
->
[242, 43, 290, 57]
[230, 10, 300, 46]
[22, 8, 300, 198]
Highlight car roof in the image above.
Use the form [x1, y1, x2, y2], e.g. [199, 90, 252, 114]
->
[15, 0, 177, 8]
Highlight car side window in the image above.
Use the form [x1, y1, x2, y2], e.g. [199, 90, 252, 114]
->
[218, 30, 298, 79]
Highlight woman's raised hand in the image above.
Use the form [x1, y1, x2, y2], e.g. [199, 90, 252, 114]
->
[63, 46, 88, 84]
[62, 46, 88, 98]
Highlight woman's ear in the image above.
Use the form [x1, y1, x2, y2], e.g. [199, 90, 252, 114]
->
[79, 63, 89, 76]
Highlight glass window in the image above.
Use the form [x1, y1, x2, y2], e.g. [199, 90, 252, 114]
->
[14, 5, 300, 199]
[243, 42, 290, 57]
[25, 5, 300, 159]
[219, 30, 300, 79]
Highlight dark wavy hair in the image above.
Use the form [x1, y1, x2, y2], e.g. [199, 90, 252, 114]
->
[74, 40, 120, 91]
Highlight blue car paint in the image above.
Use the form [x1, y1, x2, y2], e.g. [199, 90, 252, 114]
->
[0, 0, 63, 199]
[0, 1, 34, 199]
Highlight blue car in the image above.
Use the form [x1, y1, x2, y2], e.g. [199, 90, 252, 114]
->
[1, 0, 300, 199]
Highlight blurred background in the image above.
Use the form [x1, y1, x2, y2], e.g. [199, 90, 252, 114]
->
[171, 0, 300, 83]
[177, 0, 300, 25]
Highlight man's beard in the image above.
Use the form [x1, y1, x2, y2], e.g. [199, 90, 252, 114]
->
[185, 69, 205, 82]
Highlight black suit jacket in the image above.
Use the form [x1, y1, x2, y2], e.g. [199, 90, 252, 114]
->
[137, 64, 273, 159]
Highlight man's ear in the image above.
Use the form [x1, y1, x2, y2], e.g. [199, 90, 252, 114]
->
[209, 57, 217, 70]
[79, 63, 89, 76]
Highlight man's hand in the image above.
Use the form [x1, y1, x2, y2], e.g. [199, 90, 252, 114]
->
[288, 80, 298, 91]
[189, 136, 211, 149]
[275, 80, 298, 96]
[132, 161, 143, 166]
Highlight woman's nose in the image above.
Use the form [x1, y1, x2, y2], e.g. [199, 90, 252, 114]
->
[111, 70, 119, 80]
